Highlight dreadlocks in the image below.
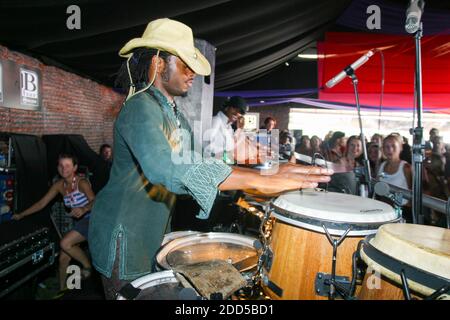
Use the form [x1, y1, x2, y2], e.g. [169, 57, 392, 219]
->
[114, 48, 171, 91]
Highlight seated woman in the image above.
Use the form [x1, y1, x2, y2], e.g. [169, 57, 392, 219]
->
[377, 134, 413, 221]
[12, 154, 95, 291]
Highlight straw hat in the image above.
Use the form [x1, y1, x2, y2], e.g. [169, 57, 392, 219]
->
[119, 18, 211, 76]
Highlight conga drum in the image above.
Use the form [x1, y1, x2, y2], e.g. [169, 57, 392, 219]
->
[263, 189, 400, 300]
[358, 223, 450, 300]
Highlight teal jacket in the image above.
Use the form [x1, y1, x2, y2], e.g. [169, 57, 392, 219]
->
[88, 87, 232, 280]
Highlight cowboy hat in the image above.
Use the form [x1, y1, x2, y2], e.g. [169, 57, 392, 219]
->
[119, 18, 211, 76]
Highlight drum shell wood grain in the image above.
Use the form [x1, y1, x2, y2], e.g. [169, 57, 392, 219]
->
[263, 219, 363, 300]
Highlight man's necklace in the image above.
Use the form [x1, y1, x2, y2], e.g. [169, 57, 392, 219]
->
[168, 100, 181, 128]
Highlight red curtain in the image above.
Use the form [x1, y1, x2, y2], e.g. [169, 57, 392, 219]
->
[318, 32, 450, 113]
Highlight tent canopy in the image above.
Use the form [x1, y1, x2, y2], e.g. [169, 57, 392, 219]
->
[0, 0, 351, 90]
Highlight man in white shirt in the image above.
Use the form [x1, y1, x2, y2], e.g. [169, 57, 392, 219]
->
[205, 96, 248, 164]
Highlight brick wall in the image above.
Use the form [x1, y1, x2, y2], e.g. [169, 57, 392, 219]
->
[0, 45, 124, 151]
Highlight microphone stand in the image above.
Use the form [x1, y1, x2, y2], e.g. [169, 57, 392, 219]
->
[347, 70, 372, 196]
[410, 23, 424, 224]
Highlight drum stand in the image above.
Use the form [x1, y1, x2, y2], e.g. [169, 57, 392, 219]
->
[253, 203, 275, 296]
[400, 270, 450, 300]
[317, 225, 355, 300]
[410, 23, 425, 225]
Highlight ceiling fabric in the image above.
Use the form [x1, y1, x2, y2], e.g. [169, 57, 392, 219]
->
[0, 0, 351, 90]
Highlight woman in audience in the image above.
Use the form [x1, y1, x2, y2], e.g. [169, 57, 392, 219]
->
[378, 134, 413, 221]
[324, 131, 346, 163]
[340, 135, 363, 170]
[371, 133, 383, 147]
[295, 135, 312, 156]
[368, 143, 383, 179]
[12, 154, 95, 291]
[310, 135, 322, 156]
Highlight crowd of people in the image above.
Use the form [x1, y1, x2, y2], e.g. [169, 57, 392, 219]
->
[204, 91, 449, 228]
[289, 128, 449, 226]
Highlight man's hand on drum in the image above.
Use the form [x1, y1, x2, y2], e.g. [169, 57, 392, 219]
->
[255, 164, 333, 194]
[278, 162, 333, 177]
[219, 164, 333, 195]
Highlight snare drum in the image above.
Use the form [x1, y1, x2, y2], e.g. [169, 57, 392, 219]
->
[358, 223, 450, 300]
[116, 270, 201, 300]
[263, 189, 400, 300]
[156, 232, 261, 274]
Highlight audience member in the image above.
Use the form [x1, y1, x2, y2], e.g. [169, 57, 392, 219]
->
[378, 134, 413, 221]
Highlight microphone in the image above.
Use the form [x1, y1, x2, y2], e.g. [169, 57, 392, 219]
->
[405, 0, 425, 34]
[325, 50, 375, 88]
[374, 181, 405, 208]
[374, 181, 391, 197]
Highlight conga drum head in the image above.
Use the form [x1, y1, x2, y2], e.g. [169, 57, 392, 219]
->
[360, 223, 450, 298]
[116, 270, 200, 300]
[272, 189, 400, 236]
[156, 232, 261, 272]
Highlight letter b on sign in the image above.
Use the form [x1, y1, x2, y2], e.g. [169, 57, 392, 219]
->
[22, 72, 37, 92]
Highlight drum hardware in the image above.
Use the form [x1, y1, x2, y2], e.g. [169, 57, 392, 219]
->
[315, 224, 353, 300]
[374, 180, 450, 229]
[315, 273, 352, 300]
[116, 270, 205, 300]
[233, 284, 267, 300]
[254, 206, 274, 280]
[248, 204, 275, 294]
[425, 285, 450, 300]
[253, 205, 280, 299]
[228, 222, 243, 234]
[210, 292, 223, 300]
[117, 282, 143, 300]
[349, 240, 365, 297]
[400, 269, 413, 300]
[400, 270, 450, 301]
[374, 181, 405, 218]
[262, 273, 283, 298]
